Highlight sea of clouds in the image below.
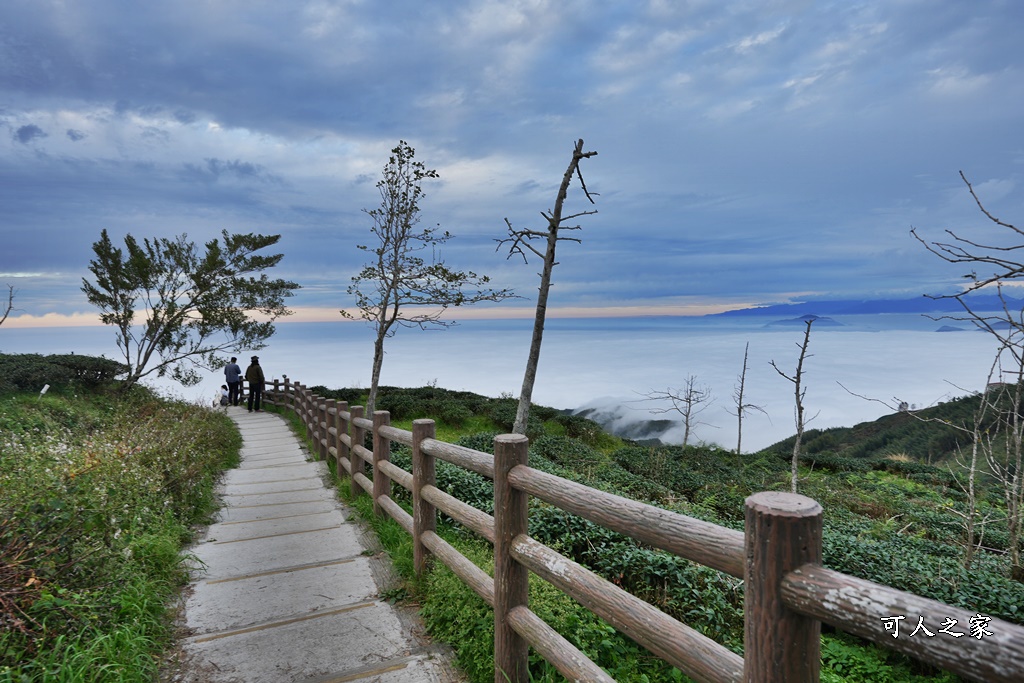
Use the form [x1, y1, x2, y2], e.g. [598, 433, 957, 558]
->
[0, 314, 1002, 452]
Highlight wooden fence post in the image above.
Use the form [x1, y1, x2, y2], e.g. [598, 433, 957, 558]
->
[326, 399, 337, 465]
[337, 401, 349, 473]
[494, 433, 529, 683]
[271, 378, 279, 407]
[283, 376, 291, 412]
[373, 411, 392, 517]
[301, 388, 311, 449]
[318, 398, 329, 461]
[412, 419, 436, 577]
[744, 491, 822, 683]
[350, 406, 365, 498]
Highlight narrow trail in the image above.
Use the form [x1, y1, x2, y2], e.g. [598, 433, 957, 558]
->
[165, 407, 462, 683]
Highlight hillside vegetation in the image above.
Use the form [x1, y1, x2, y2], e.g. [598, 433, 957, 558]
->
[0, 354, 241, 682]
[3, 353, 1020, 682]
[303, 383, 1024, 683]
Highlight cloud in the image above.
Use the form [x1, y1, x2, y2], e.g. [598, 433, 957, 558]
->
[14, 124, 46, 143]
[2, 1, 1024, 325]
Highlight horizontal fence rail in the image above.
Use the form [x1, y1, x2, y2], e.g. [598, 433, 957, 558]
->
[257, 377, 1024, 683]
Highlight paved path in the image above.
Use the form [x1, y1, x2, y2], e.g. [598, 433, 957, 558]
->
[167, 408, 462, 683]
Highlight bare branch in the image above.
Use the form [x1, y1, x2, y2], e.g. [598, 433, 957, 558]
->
[0, 284, 17, 328]
[502, 138, 598, 434]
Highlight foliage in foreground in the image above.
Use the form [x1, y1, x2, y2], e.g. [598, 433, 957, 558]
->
[282, 384, 1014, 682]
[81, 228, 299, 388]
[0, 382, 240, 682]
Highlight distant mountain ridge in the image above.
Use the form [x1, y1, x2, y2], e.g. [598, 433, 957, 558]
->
[710, 294, 1024, 318]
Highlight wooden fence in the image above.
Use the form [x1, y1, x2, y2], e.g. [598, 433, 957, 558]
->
[258, 377, 1024, 683]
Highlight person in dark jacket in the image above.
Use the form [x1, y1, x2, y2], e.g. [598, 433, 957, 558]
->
[224, 357, 242, 406]
[245, 356, 265, 412]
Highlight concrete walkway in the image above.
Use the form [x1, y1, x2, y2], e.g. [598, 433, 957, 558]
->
[167, 407, 462, 683]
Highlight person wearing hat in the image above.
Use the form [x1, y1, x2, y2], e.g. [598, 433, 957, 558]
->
[245, 355, 265, 412]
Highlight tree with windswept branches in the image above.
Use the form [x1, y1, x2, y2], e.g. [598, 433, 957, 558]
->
[82, 229, 299, 389]
[344, 140, 516, 416]
[498, 138, 598, 435]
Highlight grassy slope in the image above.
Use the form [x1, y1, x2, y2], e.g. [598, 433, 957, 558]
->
[0, 385, 240, 682]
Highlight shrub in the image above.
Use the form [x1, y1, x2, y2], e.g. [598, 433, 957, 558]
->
[0, 353, 128, 393]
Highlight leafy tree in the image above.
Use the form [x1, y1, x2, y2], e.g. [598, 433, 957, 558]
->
[82, 229, 298, 389]
[499, 138, 598, 435]
[345, 140, 515, 415]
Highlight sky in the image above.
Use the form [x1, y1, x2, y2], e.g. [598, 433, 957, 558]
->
[2, 0, 1024, 329]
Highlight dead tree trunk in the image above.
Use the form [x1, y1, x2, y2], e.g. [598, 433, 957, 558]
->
[772, 319, 814, 494]
[730, 341, 767, 456]
[499, 139, 597, 435]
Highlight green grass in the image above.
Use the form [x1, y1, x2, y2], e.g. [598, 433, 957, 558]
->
[0, 384, 241, 682]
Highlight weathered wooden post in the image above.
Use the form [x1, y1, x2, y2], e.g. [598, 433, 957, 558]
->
[373, 411, 392, 517]
[326, 399, 337, 465]
[412, 419, 436, 577]
[318, 398, 329, 461]
[494, 433, 529, 683]
[744, 491, 822, 683]
[270, 378, 279, 407]
[303, 388, 314, 449]
[282, 375, 291, 412]
[337, 401, 349, 474]
[350, 406, 365, 498]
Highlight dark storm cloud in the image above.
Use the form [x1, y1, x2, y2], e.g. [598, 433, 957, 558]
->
[14, 124, 46, 143]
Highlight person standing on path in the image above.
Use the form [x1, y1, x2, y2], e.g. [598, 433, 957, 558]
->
[224, 357, 242, 406]
[245, 356, 265, 412]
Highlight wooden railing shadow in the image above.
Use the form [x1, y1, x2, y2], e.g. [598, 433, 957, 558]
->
[260, 377, 1024, 683]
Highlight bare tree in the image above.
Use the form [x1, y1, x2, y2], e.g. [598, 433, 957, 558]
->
[912, 172, 1024, 580]
[498, 139, 598, 435]
[727, 341, 768, 455]
[771, 319, 814, 493]
[346, 140, 515, 415]
[839, 364, 1002, 571]
[0, 285, 15, 328]
[638, 375, 715, 447]
[985, 353, 1024, 580]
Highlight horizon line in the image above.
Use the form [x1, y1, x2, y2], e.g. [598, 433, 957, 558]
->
[0, 303, 751, 330]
